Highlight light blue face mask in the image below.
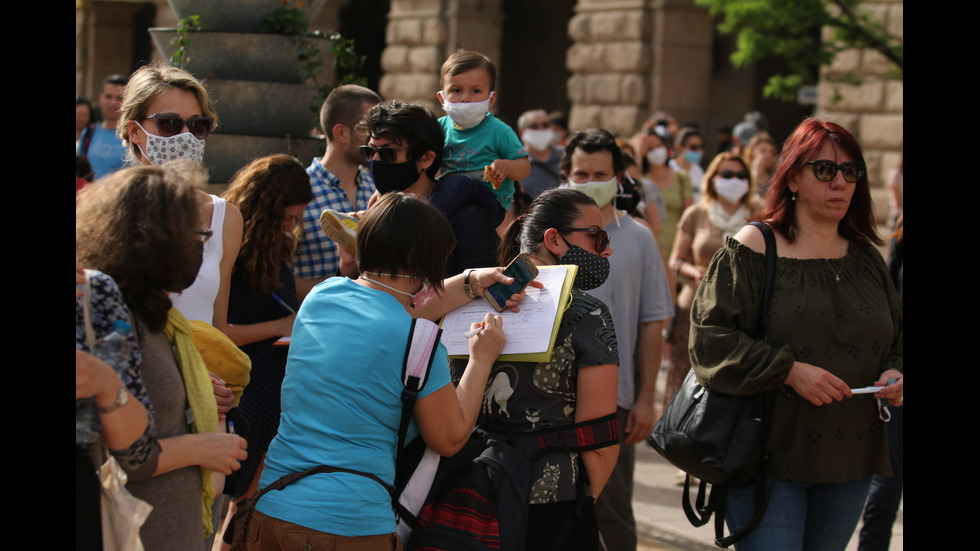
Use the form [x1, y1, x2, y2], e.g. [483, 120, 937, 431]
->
[684, 149, 703, 165]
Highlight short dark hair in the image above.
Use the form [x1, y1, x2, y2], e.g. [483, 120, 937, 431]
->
[319, 84, 381, 142]
[102, 73, 129, 89]
[753, 117, 881, 245]
[356, 193, 456, 292]
[441, 49, 497, 90]
[560, 128, 625, 179]
[361, 101, 445, 179]
[499, 188, 597, 264]
[675, 126, 702, 148]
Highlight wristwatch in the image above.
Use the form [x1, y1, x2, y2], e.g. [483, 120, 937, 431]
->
[464, 269, 478, 299]
[98, 384, 129, 414]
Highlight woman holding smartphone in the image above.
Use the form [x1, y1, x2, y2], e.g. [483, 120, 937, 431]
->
[449, 187, 621, 551]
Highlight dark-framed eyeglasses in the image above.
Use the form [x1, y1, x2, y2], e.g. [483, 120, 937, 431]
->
[718, 169, 749, 179]
[526, 122, 551, 130]
[557, 226, 610, 253]
[143, 113, 215, 140]
[360, 145, 409, 163]
[196, 228, 213, 244]
[805, 160, 866, 183]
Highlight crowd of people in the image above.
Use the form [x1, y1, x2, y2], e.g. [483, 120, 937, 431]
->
[77, 51, 903, 551]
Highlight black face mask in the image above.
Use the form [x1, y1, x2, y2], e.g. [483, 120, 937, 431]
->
[557, 235, 611, 291]
[370, 158, 423, 194]
[179, 242, 205, 291]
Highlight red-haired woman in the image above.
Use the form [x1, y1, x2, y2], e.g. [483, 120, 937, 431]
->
[689, 118, 903, 550]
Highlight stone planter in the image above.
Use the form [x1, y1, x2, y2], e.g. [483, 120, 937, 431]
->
[206, 79, 321, 137]
[151, 0, 332, 183]
[204, 134, 322, 183]
[149, 29, 333, 84]
[167, 0, 327, 33]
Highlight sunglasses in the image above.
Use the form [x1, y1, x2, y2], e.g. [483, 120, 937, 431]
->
[805, 160, 866, 183]
[143, 113, 214, 140]
[558, 227, 610, 253]
[718, 169, 749, 179]
[360, 145, 409, 163]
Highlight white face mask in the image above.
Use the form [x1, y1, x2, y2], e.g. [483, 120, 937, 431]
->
[440, 92, 494, 130]
[645, 146, 669, 166]
[135, 121, 205, 166]
[361, 273, 436, 309]
[713, 177, 750, 203]
[570, 177, 618, 208]
[522, 128, 555, 151]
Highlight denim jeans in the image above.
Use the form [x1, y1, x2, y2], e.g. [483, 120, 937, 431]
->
[725, 476, 872, 551]
[858, 405, 903, 551]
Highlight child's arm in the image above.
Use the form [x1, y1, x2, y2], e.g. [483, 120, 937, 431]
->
[489, 157, 531, 184]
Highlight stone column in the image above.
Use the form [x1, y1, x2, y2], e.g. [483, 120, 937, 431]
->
[380, 0, 503, 113]
[567, 0, 711, 136]
[817, 0, 902, 223]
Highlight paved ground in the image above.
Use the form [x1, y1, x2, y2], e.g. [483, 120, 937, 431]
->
[629, 365, 903, 551]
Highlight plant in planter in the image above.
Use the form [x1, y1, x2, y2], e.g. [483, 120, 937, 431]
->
[261, 6, 366, 114]
[170, 15, 204, 66]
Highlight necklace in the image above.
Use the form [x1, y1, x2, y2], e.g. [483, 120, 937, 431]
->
[798, 233, 845, 282]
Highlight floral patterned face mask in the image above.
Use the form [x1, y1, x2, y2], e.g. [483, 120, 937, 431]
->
[135, 121, 206, 166]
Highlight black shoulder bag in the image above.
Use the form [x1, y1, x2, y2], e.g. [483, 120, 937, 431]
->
[647, 221, 776, 548]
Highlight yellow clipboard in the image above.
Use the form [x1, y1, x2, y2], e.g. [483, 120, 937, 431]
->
[441, 264, 577, 363]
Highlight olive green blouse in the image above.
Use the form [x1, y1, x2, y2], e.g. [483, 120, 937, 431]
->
[690, 236, 902, 484]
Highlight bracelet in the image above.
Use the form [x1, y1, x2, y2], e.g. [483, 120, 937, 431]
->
[97, 384, 129, 414]
[463, 269, 478, 299]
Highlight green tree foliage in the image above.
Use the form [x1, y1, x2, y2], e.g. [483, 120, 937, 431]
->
[696, 0, 903, 101]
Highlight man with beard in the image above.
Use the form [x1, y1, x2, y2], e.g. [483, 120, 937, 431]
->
[562, 129, 673, 551]
[294, 85, 381, 301]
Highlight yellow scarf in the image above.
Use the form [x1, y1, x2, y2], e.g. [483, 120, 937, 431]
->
[164, 307, 219, 538]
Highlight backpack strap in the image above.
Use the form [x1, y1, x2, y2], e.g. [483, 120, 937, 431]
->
[80, 122, 98, 156]
[526, 412, 620, 461]
[397, 318, 441, 453]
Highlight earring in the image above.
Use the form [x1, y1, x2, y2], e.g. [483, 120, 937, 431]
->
[791, 192, 797, 201]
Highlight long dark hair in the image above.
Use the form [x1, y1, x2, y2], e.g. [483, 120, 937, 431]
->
[753, 117, 881, 245]
[223, 155, 313, 294]
[76, 163, 202, 331]
[498, 188, 597, 264]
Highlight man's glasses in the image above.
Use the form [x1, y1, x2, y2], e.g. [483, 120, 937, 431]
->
[805, 160, 866, 183]
[143, 113, 215, 140]
[526, 122, 551, 130]
[360, 145, 409, 163]
[718, 169, 749, 179]
[558, 227, 610, 253]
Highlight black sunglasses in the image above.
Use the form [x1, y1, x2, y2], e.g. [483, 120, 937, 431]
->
[805, 160, 866, 183]
[718, 169, 749, 179]
[143, 113, 214, 140]
[558, 227, 610, 253]
[360, 145, 409, 163]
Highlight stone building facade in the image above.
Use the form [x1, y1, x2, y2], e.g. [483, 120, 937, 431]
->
[76, 0, 901, 216]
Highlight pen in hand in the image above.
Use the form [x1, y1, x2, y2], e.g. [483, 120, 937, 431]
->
[464, 326, 483, 339]
[270, 293, 296, 314]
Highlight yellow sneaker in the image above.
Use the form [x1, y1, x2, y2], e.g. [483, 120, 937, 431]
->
[319, 209, 359, 256]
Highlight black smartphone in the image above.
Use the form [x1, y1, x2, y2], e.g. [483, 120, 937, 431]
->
[483, 253, 539, 312]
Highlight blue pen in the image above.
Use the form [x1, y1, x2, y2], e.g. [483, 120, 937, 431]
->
[270, 293, 296, 314]
[227, 421, 235, 434]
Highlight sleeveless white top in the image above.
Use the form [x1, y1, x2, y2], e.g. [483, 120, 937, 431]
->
[171, 195, 226, 323]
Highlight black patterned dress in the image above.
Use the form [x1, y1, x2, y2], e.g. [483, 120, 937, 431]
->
[450, 288, 619, 504]
[228, 261, 297, 498]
